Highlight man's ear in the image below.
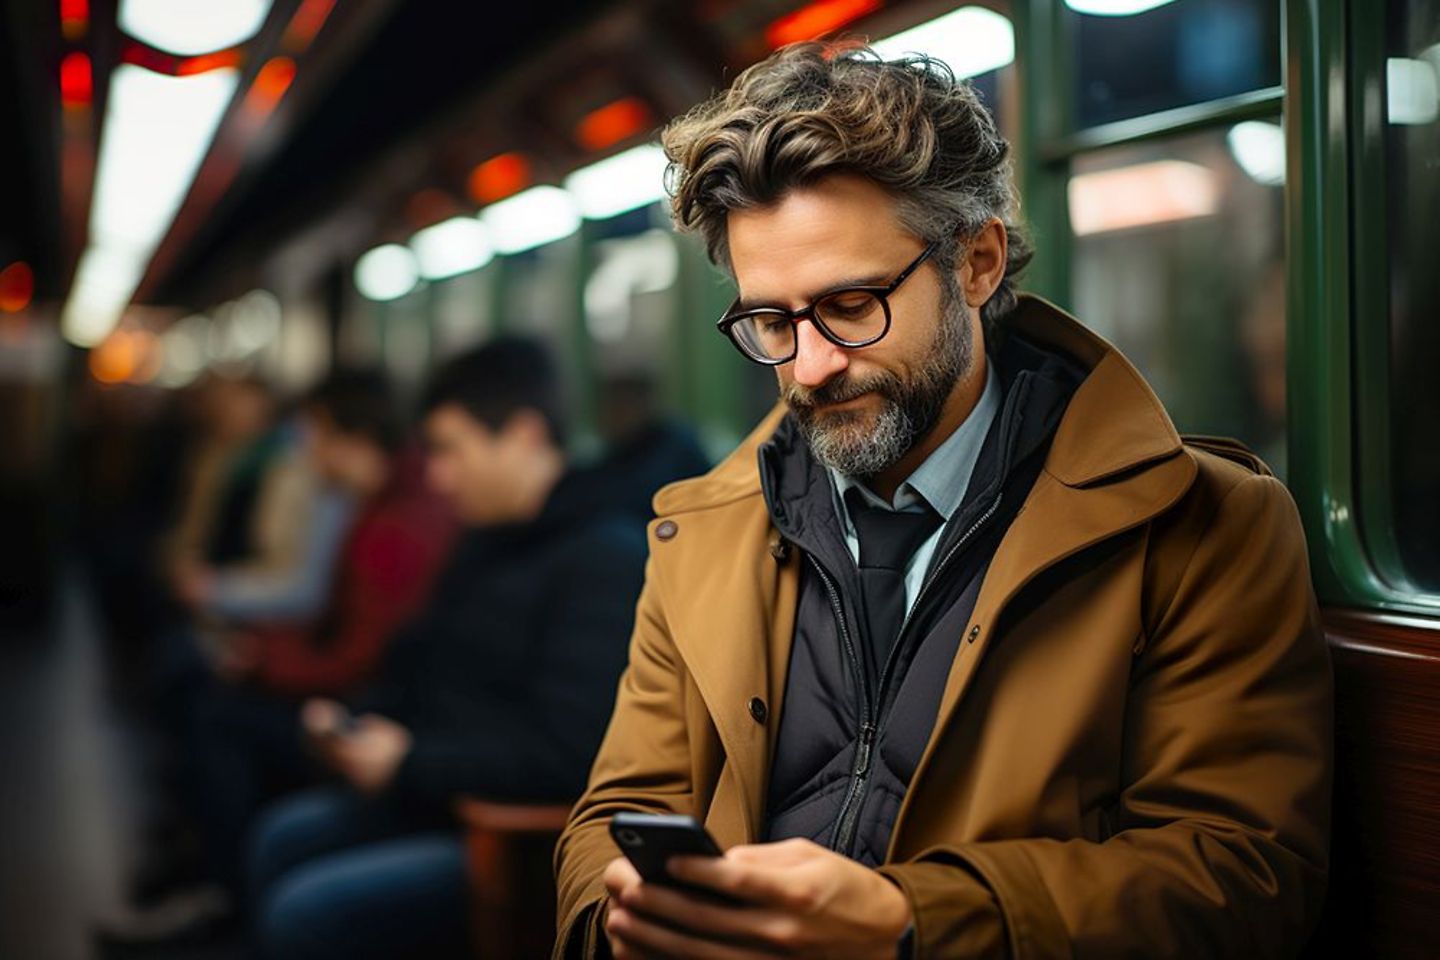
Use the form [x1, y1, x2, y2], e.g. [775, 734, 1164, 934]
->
[958, 218, 1008, 310]
[500, 408, 552, 448]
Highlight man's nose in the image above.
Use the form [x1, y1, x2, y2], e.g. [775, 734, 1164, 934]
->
[789, 319, 849, 387]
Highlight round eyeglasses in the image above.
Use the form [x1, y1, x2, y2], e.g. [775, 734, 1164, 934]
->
[715, 243, 938, 366]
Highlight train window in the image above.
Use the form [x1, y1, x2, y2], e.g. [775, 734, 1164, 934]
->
[1377, 0, 1440, 589]
[585, 229, 680, 384]
[431, 265, 497, 360]
[1065, 0, 1282, 129]
[1067, 126, 1286, 473]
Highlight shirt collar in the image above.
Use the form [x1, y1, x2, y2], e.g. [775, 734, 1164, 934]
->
[829, 359, 1001, 522]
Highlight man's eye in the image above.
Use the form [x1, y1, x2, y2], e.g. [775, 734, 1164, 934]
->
[822, 293, 877, 320]
[758, 317, 790, 335]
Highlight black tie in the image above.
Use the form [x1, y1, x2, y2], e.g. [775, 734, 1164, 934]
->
[845, 489, 944, 666]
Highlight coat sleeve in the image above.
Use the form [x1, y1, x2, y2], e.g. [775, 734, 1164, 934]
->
[552, 555, 702, 959]
[876, 473, 1333, 959]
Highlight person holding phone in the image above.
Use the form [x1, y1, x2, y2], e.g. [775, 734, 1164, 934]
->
[554, 43, 1332, 959]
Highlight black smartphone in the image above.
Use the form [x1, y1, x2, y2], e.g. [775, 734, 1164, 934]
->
[609, 812, 724, 888]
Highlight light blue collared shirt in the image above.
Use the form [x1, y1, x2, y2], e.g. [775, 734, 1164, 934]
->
[828, 361, 1001, 615]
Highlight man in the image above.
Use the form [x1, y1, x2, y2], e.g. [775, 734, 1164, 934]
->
[249, 337, 648, 959]
[555, 44, 1332, 959]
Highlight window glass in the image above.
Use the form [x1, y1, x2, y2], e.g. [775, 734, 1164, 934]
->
[1068, 126, 1286, 473]
[1066, 0, 1281, 128]
[1381, 0, 1440, 588]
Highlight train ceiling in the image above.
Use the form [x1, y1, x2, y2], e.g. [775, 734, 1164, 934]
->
[0, 0, 998, 338]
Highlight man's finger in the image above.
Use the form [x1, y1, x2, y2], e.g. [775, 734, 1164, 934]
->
[622, 879, 791, 942]
[606, 905, 778, 960]
[668, 854, 798, 907]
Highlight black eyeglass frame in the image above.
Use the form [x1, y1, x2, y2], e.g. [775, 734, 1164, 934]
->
[715, 242, 940, 366]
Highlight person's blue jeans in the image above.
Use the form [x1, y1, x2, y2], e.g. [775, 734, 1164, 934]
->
[248, 787, 470, 959]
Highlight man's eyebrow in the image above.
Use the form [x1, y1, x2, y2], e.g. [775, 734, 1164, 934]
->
[734, 272, 891, 312]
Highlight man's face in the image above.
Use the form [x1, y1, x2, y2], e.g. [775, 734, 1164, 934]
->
[422, 403, 520, 526]
[726, 174, 975, 479]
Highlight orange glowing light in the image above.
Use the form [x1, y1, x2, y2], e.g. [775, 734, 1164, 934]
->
[0, 262, 34, 312]
[59, 51, 92, 108]
[243, 57, 297, 116]
[467, 153, 531, 204]
[575, 97, 654, 152]
[89, 330, 150, 384]
[1068, 160, 1219, 235]
[176, 49, 245, 76]
[283, 0, 337, 52]
[766, 0, 882, 48]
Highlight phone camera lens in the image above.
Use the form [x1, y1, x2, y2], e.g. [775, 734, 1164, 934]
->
[617, 829, 643, 847]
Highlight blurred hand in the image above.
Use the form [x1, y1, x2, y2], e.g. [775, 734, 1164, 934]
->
[172, 560, 214, 609]
[326, 714, 412, 794]
[603, 837, 911, 959]
[212, 631, 258, 683]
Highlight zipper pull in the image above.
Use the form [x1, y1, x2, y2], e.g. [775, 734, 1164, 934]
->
[855, 722, 876, 776]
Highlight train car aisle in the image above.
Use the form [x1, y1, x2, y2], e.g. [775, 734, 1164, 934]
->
[0, 570, 167, 959]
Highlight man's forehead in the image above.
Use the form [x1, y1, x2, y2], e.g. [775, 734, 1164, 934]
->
[725, 187, 914, 306]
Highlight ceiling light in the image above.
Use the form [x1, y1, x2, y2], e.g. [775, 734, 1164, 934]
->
[354, 244, 420, 301]
[61, 64, 238, 345]
[410, 217, 494, 280]
[119, 0, 273, 56]
[1227, 121, 1285, 186]
[872, 7, 1014, 78]
[1068, 160, 1218, 236]
[564, 144, 669, 220]
[479, 186, 581, 255]
[1063, 0, 1177, 15]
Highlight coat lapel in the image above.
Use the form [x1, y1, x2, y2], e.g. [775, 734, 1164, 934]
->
[891, 299, 1200, 846]
[648, 408, 798, 842]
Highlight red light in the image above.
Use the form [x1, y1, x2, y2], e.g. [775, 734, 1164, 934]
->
[766, 0, 882, 48]
[59, 52, 92, 108]
[468, 153, 531, 204]
[575, 97, 654, 152]
[176, 49, 245, 76]
[283, 0, 337, 51]
[60, 0, 88, 39]
[0, 262, 34, 313]
[242, 57, 297, 116]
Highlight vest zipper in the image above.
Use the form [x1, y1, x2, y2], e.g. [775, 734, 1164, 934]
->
[804, 555, 878, 855]
[831, 488, 1004, 858]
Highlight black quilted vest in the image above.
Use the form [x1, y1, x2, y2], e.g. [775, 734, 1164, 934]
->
[759, 335, 1080, 865]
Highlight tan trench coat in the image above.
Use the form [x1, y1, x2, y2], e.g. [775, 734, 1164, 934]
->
[554, 296, 1332, 959]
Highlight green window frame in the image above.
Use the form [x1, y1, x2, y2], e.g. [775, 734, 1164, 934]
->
[1016, 0, 1438, 614]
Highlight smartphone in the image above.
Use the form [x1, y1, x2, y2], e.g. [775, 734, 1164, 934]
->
[609, 812, 724, 888]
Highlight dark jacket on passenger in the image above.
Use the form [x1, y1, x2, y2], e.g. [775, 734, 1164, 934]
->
[360, 470, 648, 811]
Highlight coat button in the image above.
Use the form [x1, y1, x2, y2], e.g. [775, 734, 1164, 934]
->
[655, 520, 678, 541]
[768, 536, 790, 562]
[967, 624, 981, 643]
[748, 697, 768, 724]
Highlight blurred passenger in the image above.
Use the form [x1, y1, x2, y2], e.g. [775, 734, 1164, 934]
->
[105, 370, 453, 948]
[555, 44, 1331, 959]
[581, 371, 711, 525]
[248, 337, 646, 960]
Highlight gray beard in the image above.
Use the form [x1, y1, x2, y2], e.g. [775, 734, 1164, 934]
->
[784, 283, 973, 480]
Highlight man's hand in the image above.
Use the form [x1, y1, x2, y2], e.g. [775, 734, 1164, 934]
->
[172, 560, 214, 609]
[603, 837, 912, 959]
[323, 713, 413, 794]
[212, 631, 258, 683]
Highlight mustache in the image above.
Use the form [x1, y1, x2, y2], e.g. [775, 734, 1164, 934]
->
[783, 372, 897, 412]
